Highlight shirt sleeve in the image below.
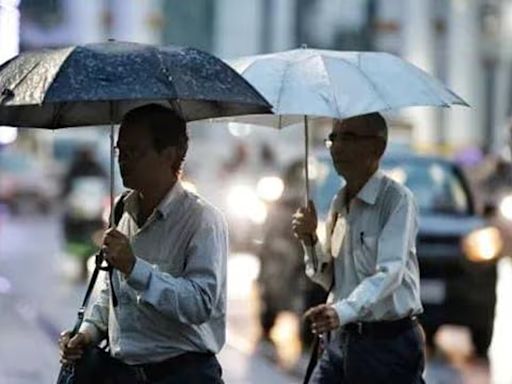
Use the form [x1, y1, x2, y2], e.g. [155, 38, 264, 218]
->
[333, 191, 418, 326]
[80, 272, 110, 344]
[126, 208, 228, 325]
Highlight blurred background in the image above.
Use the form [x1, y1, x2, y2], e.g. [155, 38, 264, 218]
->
[2, 0, 512, 383]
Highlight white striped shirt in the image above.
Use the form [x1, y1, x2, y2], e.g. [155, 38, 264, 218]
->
[81, 181, 228, 364]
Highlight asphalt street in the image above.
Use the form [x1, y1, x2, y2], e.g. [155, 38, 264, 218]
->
[1, 212, 511, 383]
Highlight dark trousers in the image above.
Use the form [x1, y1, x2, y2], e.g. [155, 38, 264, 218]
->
[104, 352, 224, 384]
[310, 323, 426, 384]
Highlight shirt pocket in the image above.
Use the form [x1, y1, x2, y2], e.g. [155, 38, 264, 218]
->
[353, 233, 379, 277]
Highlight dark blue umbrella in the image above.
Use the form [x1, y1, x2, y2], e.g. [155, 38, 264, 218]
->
[0, 41, 271, 127]
[0, 41, 272, 223]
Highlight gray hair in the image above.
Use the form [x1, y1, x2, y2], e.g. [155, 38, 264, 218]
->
[338, 112, 388, 143]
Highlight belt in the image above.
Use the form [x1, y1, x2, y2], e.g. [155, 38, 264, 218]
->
[343, 316, 418, 338]
[130, 352, 214, 382]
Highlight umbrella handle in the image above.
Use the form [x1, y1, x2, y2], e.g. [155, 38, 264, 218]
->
[304, 115, 318, 269]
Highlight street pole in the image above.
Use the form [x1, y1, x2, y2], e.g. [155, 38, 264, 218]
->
[0, 0, 19, 64]
[0, 0, 19, 147]
[492, 0, 512, 154]
[109, 0, 163, 44]
[402, 0, 439, 153]
[445, 0, 484, 152]
[62, 0, 105, 44]
[214, 0, 263, 58]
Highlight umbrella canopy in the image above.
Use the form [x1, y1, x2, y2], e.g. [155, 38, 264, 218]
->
[0, 41, 272, 128]
[222, 48, 469, 206]
[0, 41, 273, 223]
[224, 48, 468, 128]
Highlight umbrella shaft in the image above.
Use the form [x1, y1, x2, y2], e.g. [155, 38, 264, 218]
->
[110, 103, 115, 227]
[304, 115, 310, 205]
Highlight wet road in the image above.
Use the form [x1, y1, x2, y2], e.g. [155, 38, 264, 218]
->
[1, 212, 511, 383]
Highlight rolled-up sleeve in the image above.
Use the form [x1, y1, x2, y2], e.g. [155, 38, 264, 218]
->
[333, 193, 418, 326]
[303, 241, 333, 291]
[126, 209, 228, 325]
[303, 202, 338, 291]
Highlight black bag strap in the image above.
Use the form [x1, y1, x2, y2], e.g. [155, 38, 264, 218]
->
[69, 191, 129, 338]
[303, 282, 334, 384]
[303, 212, 337, 384]
[303, 335, 323, 384]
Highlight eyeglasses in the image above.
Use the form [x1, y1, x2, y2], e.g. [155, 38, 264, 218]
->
[114, 145, 152, 161]
[324, 132, 382, 149]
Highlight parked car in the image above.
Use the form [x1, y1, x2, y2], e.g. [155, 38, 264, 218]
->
[0, 149, 59, 214]
[258, 151, 501, 357]
[382, 153, 500, 357]
[473, 157, 512, 258]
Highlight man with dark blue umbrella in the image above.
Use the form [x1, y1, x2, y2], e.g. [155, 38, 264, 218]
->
[59, 104, 228, 383]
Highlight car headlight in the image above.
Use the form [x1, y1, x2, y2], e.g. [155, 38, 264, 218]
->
[226, 185, 267, 224]
[256, 176, 284, 202]
[499, 194, 512, 220]
[462, 226, 503, 262]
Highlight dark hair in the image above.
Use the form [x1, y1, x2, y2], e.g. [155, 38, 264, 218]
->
[353, 112, 387, 142]
[122, 104, 188, 176]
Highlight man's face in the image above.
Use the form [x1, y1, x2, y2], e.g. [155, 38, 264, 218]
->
[328, 117, 384, 178]
[116, 121, 173, 190]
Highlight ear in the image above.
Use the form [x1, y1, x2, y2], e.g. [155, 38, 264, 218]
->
[161, 146, 177, 166]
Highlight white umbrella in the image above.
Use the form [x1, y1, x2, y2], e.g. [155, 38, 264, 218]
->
[222, 48, 469, 203]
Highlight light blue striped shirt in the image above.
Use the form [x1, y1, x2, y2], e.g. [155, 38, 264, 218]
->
[81, 181, 228, 364]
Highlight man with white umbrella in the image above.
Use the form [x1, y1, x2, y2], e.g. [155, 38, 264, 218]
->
[293, 113, 425, 384]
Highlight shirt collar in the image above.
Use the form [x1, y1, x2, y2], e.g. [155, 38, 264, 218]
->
[123, 180, 185, 220]
[157, 181, 185, 218]
[332, 170, 384, 212]
[356, 170, 384, 205]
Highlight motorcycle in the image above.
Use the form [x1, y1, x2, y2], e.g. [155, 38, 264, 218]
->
[63, 176, 109, 281]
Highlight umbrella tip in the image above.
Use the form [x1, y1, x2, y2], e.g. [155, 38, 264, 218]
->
[0, 88, 14, 103]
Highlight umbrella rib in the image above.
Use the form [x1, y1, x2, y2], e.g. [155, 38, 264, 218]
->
[336, 54, 393, 111]
[317, 55, 343, 119]
[399, 60, 459, 107]
[316, 54, 391, 116]
[6, 61, 41, 97]
[51, 101, 68, 128]
[41, 47, 76, 104]
[151, 46, 182, 117]
[354, 54, 391, 109]
[275, 60, 293, 116]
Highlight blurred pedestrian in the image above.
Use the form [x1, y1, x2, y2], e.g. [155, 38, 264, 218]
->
[257, 161, 305, 346]
[58, 104, 227, 383]
[292, 113, 425, 384]
[61, 146, 107, 197]
[218, 140, 249, 180]
[257, 160, 327, 353]
[259, 141, 277, 169]
[62, 146, 108, 281]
